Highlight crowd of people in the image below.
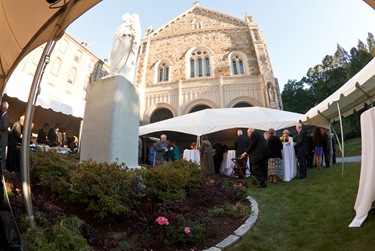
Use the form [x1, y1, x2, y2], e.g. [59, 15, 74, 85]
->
[0, 101, 79, 173]
[145, 123, 336, 189]
[235, 123, 336, 188]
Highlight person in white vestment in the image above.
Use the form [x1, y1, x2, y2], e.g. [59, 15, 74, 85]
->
[281, 129, 297, 181]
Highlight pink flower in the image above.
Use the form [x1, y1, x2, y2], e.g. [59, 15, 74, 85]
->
[15, 188, 21, 194]
[184, 227, 191, 234]
[156, 216, 169, 226]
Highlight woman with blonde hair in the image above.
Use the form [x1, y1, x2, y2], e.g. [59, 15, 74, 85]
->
[281, 129, 297, 181]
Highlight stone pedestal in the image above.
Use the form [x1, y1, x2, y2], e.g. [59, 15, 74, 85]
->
[80, 75, 140, 167]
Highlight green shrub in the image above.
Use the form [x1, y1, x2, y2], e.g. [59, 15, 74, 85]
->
[141, 160, 203, 201]
[22, 215, 91, 251]
[30, 150, 78, 200]
[206, 202, 234, 217]
[69, 161, 145, 218]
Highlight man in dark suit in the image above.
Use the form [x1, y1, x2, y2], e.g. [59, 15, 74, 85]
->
[7, 115, 24, 172]
[212, 141, 224, 174]
[0, 102, 10, 172]
[295, 123, 308, 179]
[321, 128, 331, 168]
[241, 128, 269, 188]
[307, 131, 314, 169]
[234, 129, 249, 158]
[47, 123, 60, 146]
[37, 122, 49, 145]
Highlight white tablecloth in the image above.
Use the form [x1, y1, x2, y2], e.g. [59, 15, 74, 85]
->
[220, 150, 250, 177]
[282, 139, 297, 182]
[183, 149, 200, 163]
[349, 107, 375, 227]
[36, 145, 71, 154]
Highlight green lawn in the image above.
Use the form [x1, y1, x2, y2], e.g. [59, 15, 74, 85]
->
[229, 162, 375, 251]
[342, 137, 361, 157]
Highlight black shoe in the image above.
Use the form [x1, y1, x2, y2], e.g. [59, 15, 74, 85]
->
[257, 182, 267, 188]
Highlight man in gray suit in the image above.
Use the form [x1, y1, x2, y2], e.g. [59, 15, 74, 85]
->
[0, 102, 10, 172]
[154, 134, 168, 166]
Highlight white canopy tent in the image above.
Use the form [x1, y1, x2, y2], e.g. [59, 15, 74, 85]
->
[0, 0, 102, 93]
[5, 70, 85, 118]
[364, 0, 375, 10]
[0, 0, 102, 229]
[299, 56, 375, 227]
[3, 70, 85, 136]
[300, 57, 375, 128]
[139, 107, 304, 137]
[300, 57, 375, 174]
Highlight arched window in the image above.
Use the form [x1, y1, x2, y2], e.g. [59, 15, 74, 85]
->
[50, 58, 61, 76]
[190, 49, 211, 78]
[155, 60, 172, 83]
[68, 68, 77, 84]
[229, 52, 247, 76]
[158, 63, 170, 82]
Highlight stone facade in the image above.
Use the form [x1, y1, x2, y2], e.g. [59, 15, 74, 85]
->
[136, 4, 282, 124]
[15, 33, 109, 100]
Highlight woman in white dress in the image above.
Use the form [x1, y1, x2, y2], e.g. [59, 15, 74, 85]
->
[281, 130, 297, 181]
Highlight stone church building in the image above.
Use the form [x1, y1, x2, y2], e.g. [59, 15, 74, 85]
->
[135, 3, 282, 125]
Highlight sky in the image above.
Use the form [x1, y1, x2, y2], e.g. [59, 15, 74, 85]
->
[66, 0, 375, 91]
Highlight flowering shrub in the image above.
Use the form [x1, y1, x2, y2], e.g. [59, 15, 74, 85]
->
[163, 215, 204, 246]
[184, 227, 191, 233]
[229, 181, 248, 199]
[156, 216, 169, 226]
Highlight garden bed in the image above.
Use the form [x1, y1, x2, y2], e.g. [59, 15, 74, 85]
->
[5, 151, 251, 250]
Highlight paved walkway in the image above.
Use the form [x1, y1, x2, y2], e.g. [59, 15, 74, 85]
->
[336, 156, 361, 163]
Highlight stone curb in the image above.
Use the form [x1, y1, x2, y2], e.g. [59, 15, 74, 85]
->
[203, 195, 259, 251]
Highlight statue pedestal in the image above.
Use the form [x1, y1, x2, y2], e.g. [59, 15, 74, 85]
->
[80, 75, 140, 167]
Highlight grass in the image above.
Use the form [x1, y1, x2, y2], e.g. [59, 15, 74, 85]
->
[229, 162, 375, 251]
[342, 137, 361, 157]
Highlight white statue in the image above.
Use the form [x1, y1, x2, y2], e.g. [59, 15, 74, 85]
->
[109, 13, 141, 84]
[269, 87, 275, 103]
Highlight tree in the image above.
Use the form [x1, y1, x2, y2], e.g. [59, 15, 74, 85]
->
[348, 40, 373, 78]
[281, 79, 313, 113]
[333, 44, 350, 68]
[367, 32, 375, 57]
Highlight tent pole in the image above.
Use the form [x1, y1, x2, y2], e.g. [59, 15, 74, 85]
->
[331, 127, 342, 155]
[21, 1, 75, 229]
[336, 102, 345, 177]
[21, 39, 55, 230]
[329, 123, 333, 165]
[78, 119, 83, 154]
[355, 82, 373, 107]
